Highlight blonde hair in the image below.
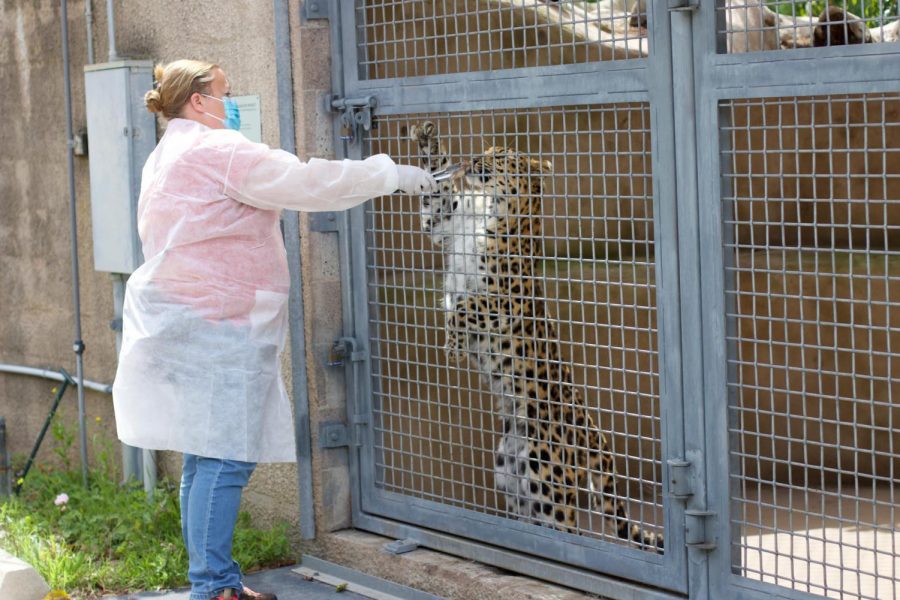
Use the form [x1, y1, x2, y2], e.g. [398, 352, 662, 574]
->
[144, 59, 220, 119]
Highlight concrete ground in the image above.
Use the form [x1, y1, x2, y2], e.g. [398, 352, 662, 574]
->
[105, 566, 371, 600]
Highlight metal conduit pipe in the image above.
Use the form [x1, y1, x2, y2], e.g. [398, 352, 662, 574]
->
[273, 0, 315, 541]
[0, 364, 111, 394]
[105, 0, 118, 62]
[60, 0, 90, 489]
[112, 274, 143, 484]
[96, 0, 154, 493]
[84, 0, 94, 65]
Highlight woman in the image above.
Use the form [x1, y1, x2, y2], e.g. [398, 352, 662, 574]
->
[112, 59, 435, 600]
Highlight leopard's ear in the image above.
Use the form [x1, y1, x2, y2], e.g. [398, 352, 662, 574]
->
[529, 158, 553, 174]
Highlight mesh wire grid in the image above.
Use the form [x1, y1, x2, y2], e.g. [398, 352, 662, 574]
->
[719, 0, 900, 53]
[722, 94, 900, 599]
[355, 0, 649, 79]
[361, 104, 664, 549]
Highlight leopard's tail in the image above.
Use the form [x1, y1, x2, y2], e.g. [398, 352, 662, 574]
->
[592, 485, 664, 553]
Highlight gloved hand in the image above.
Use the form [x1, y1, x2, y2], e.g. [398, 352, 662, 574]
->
[396, 165, 438, 195]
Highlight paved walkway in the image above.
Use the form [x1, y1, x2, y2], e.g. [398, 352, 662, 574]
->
[106, 566, 370, 600]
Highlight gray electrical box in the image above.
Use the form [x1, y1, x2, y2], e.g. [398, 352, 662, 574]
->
[84, 60, 156, 274]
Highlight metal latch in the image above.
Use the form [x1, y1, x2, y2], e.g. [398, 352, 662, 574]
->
[667, 459, 693, 501]
[330, 95, 377, 143]
[685, 510, 717, 551]
[327, 337, 367, 367]
[668, 0, 699, 11]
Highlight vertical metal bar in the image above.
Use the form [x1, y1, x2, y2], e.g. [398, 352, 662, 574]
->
[334, 0, 369, 526]
[18, 378, 71, 492]
[274, 0, 316, 541]
[60, 0, 90, 489]
[0, 418, 8, 497]
[718, 97, 743, 579]
[669, 1, 714, 598]
[648, 0, 688, 585]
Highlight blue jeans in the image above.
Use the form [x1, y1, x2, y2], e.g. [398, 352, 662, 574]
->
[181, 454, 257, 600]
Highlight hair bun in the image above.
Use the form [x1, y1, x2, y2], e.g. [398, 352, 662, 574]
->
[145, 89, 163, 113]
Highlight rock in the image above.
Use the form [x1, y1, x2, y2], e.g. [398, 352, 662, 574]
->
[0, 549, 51, 600]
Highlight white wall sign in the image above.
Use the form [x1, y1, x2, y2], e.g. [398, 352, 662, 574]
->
[234, 95, 262, 143]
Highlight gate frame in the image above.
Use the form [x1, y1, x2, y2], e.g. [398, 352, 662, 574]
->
[690, 3, 900, 600]
[318, 1, 900, 598]
[324, 1, 695, 597]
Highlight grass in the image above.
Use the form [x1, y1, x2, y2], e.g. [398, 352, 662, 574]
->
[0, 416, 295, 598]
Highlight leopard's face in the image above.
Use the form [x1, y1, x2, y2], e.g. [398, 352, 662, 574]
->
[462, 147, 552, 217]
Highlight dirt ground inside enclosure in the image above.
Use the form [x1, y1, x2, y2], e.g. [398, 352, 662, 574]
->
[367, 248, 899, 501]
[369, 260, 664, 542]
[358, 0, 900, 512]
[368, 107, 655, 265]
[729, 251, 900, 485]
[739, 483, 900, 600]
[361, 0, 646, 79]
[369, 94, 900, 263]
[727, 96, 900, 251]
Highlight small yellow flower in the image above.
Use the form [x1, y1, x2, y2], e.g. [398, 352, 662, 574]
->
[95, 416, 102, 423]
[43, 591, 71, 600]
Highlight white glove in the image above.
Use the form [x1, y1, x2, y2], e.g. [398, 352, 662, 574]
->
[396, 165, 438, 195]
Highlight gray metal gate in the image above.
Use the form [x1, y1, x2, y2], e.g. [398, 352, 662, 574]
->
[317, 1, 900, 598]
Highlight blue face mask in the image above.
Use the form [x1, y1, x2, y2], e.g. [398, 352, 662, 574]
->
[202, 94, 241, 131]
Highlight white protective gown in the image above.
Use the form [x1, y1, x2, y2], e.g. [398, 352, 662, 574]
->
[113, 118, 399, 463]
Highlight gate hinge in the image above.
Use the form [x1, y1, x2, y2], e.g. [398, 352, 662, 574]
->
[667, 458, 693, 501]
[319, 415, 368, 449]
[685, 510, 717, 551]
[300, 0, 329, 21]
[327, 337, 367, 367]
[330, 95, 377, 143]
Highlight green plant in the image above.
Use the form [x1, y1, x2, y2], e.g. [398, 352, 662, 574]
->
[51, 410, 76, 471]
[768, 0, 899, 25]
[0, 421, 295, 598]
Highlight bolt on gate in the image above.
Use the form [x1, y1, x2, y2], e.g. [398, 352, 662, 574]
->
[312, 1, 900, 599]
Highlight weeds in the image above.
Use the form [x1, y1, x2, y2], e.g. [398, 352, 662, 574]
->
[0, 416, 294, 598]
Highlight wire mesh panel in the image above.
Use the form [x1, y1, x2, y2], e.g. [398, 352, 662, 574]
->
[721, 93, 900, 599]
[355, 0, 649, 79]
[360, 104, 665, 555]
[718, 0, 900, 52]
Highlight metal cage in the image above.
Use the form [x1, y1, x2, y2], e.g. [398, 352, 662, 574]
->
[319, 1, 900, 598]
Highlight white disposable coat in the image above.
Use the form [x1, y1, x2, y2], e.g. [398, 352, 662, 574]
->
[113, 118, 399, 463]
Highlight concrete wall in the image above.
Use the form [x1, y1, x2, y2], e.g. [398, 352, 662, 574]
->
[0, 0, 300, 536]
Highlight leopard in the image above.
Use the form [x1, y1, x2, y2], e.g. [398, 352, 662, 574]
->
[408, 121, 663, 552]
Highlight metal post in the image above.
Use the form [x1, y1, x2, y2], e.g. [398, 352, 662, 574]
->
[105, 0, 118, 62]
[84, 0, 95, 65]
[60, 0, 90, 489]
[274, 0, 316, 541]
[0, 418, 10, 497]
[16, 376, 71, 493]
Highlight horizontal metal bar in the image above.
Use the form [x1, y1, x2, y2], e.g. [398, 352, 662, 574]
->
[726, 571, 844, 600]
[353, 512, 685, 600]
[0, 363, 112, 394]
[361, 489, 676, 592]
[352, 62, 650, 115]
[706, 45, 900, 100]
[297, 555, 442, 600]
